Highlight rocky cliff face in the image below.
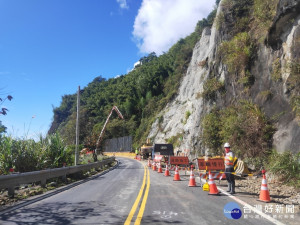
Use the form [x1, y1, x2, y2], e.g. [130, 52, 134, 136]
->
[148, 0, 300, 156]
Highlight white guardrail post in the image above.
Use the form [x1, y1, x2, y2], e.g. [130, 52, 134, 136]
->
[0, 157, 115, 198]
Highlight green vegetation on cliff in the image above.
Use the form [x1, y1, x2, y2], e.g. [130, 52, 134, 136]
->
[202, 100, 276, 164]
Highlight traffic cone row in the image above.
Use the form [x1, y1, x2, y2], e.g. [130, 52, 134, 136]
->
[146, 160, 272, 201]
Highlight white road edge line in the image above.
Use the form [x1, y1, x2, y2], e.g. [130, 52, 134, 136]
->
[197, 177, 285, 225]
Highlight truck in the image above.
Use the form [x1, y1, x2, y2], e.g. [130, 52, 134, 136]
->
[140, 138, 153, 159]
[152, 143, 174, 162]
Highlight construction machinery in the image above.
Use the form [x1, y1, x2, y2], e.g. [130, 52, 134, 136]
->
[152, 143, 174, 163]
[152, 143, 174, 156]
[140, 138, 153, 159]
[93, 106, 124, 161]
[140, 140, 176, 160]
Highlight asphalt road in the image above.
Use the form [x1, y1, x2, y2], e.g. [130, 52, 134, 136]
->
[0, 158, 277, 225]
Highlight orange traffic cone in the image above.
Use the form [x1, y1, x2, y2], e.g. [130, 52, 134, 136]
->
[208, 171, 219, 195]
[157, 162, 163, 173]
[152, 162, 157, 171]
[258, 173, 271, 202]
[164, 164, 170, 176]
[188, 167, 196, 187]
[147, 159, 151, 167]
[173, 165, 181, 181]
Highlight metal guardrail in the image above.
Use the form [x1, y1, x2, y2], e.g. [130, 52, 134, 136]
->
[0, 157, 115, 197]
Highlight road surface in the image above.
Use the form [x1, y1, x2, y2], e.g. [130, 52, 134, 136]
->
[0, 157, 277, 224]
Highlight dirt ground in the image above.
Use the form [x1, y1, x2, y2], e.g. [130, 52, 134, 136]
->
[235, 175, 300, 206]
[218, 174, 300, 225]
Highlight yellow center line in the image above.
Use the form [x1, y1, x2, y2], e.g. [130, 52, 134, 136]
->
[124, 165, 147, 225]
[134, 166, 150, 225]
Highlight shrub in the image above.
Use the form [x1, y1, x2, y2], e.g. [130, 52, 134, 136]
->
[13, 139, 40, 172]
[253, 0, 278, 28]
[0, 136, 14, 174]
[158, 115, 164, 131]
[267, 150, 300, 186]
[217, 0, 252, 34]
[215, 11, 225, 30]
[286, 61, 300, 91]
[185, 110, 191, 121]
[166, 133, 183, 147]
[252, 0, 279, 42]
[202, 100, 276, 163]
[286, 60, 300, 119]
[258, 90, 273, 102]
[219, 32, 253, 77]
[202, 77, 225, 101]
[202, 109, 223, 155]
[0, 133, 74, 174]
[39, 133, 72, 169]
[271, 58, 282, 82]
[290, 96, 300, 120]
[237, 70, 255, 87]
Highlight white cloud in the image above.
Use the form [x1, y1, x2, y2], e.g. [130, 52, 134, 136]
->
[133, 0, 215, 55]
[117, 0, 129, 9]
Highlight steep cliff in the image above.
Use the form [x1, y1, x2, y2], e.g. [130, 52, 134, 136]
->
[148, 0, 300, 156]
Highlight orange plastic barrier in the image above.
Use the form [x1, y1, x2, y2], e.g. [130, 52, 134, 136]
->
[197, 158, 225, 171]
[169, 156, 189, 165]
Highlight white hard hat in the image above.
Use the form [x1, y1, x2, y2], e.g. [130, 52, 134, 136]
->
[224, 143, 230, 148]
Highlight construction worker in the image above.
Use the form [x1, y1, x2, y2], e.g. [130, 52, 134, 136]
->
[135, 148, 139, 158]
[224, 143, 235, 194]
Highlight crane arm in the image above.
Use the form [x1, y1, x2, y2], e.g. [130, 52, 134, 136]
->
[95, 106, 124, 151]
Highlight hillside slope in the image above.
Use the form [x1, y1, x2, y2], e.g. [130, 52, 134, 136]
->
[148, 0, 300, 156]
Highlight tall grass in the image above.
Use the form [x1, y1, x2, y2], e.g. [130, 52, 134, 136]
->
[267, 150, 300, 186]
[0, 133, 74, 175]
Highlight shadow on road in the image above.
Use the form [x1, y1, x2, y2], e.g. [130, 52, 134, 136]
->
[0, 201, 127, 225]
[0, 163, 119, 217]
[140, 214, 184, 224]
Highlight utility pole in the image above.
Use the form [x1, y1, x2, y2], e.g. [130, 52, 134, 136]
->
[75, 86, 80, 165]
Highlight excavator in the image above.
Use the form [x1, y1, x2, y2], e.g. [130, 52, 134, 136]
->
[93, 106, 124, 161]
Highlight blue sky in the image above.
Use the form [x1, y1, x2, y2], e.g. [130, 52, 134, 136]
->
[0, 0, 215, 139]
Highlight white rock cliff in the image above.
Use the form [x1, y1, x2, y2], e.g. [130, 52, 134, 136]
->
[148, 0, 300, 156]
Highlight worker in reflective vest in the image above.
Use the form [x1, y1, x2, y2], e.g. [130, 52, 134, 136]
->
[224, 143, 235, 194]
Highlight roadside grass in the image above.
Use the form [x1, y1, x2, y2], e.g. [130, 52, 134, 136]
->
[266, 150, 300, 187]
[0, 133, 74, 175]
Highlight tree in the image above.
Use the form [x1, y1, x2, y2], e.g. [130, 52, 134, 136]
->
[0, 94, 13, 135]
[0, 121, 6, 135]
[0, 95, 13, 115]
